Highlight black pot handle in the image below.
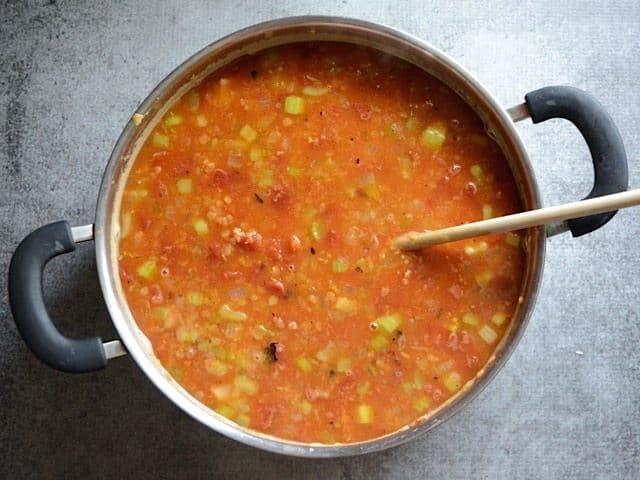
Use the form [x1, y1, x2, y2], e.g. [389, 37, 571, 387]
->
[8, 221, 108, 373]
[524, 86, 628, 236]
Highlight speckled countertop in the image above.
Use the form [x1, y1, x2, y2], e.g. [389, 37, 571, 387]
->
[1, 1, 639, 478]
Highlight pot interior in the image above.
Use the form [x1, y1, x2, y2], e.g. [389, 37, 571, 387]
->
[95, 16, 545, 457]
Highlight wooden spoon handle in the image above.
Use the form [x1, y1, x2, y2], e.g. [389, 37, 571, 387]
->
[395, 188, 640, 251]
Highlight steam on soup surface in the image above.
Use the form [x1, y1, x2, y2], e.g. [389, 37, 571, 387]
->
[118, 42, 524, 443]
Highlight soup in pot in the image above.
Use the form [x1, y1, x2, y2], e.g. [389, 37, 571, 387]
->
[118, 42, 525, 443]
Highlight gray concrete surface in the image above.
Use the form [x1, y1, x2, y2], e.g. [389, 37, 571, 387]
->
[1, 1, 639, 478]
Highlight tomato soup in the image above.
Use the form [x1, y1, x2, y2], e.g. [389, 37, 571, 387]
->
[118, 42, 525, 444]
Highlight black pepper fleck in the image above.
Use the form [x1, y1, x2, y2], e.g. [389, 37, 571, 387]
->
[265, 342, 278, 363]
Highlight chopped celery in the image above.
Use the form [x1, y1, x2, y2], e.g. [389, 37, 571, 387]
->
[491, 313, 507, 326]
[195, 114, 208, 127]
[414, 397, 430, 413]
[187, 291, 204, 306]
[164, 113, 183, 127]
[205, 359, 229, 377]
[137, 260, 156, 279]
[234, 374, 257, 394]
[121, 211, 132, 238]
[461, 312, 479, 326]
[443, 371, 462, 393]
[334, 297, 357, 313]
[176, 326, 198, 343]
[332, 258, 347, 273]
[420, 123, 447, 149]
[297, 357, 312, 374]
[505, 232, 520, 247]
[176, 178, 192, 194]
[249, 147, 263, 162]
[363, 182, 380, 200]
[310, 221, 323, 241]
[218, 304, 247, 322]
[357, 404, 374, 424]
[470, 164, 484, 181]
[376, 313, 401, 334]
[284, 95, 305, 115]
[482, 204, 493, 219]
[300, 400, 313, 415]
[193, 218, 209, 235]
[478, 324, 498, 344]
[406, 116, 418, 131]
[239, 124, 257, 142]
[302, 85, 330, 96]
[211, 384, 231, 400]
[371, 334, 389, 352]
[152, 133, 170, 148]
[152, 307, 169, 322]
[156, 309, 175, 331]
[216, 405, 235, 419]
[257, 169, 273, 188]
[254, 324, 274, 337]
[336, 358, 351, 373]
[236, 413, 251, 427]
[186, 90, 200, 111]
[286, 165, 303, 177]
[445, 317, 459, 332]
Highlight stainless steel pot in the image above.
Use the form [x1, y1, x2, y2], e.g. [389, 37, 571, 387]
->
[8, 16, 628, 457]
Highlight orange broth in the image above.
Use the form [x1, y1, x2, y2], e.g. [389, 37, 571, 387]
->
[118, 42, 525, 443]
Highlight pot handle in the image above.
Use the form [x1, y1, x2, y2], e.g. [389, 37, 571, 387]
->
[521, 86, 628, 236]
[8, 221, 126, 373]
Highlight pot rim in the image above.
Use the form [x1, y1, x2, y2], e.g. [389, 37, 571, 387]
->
[94, 15, 545, 457]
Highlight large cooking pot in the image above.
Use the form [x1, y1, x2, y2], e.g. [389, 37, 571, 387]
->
[8, 17, 628, 457]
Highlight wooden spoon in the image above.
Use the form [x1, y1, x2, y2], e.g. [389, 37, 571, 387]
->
[394, 189, 640, 251]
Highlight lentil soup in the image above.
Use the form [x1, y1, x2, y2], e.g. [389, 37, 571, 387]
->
[118, 42, 525, 443]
